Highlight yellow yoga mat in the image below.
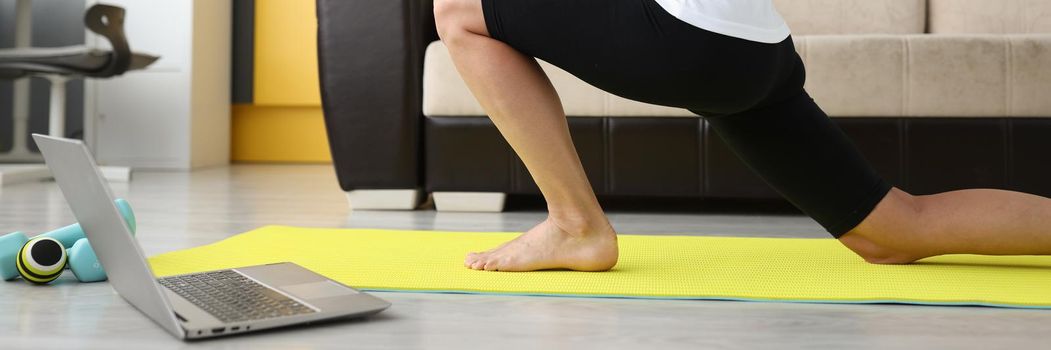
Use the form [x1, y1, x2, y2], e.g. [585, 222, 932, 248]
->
[148, 226, 1051, 309]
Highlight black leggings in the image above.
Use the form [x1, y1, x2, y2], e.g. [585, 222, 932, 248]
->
[481, 0, 892, 237]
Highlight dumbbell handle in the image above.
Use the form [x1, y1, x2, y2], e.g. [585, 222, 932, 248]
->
[42, 198, 136, 248]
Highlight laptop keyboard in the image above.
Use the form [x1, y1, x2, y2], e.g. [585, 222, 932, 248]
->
[159, 270, 316, 323]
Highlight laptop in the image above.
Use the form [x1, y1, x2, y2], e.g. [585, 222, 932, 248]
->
[33, 134, 391, 340]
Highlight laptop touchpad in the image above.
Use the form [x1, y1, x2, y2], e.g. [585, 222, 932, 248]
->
[282, 281, 359, 300]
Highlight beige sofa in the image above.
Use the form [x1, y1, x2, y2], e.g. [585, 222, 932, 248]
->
[785, 0, 1051, 118]
[426, 0, 1051, 119]
[317, 0, 1051, 212]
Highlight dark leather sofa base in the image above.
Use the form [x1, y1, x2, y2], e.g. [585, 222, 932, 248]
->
[425, 116, 1051, 202]
[317, 0, 436, 191]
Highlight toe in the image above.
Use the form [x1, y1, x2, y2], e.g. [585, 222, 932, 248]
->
[465, 252, 480, 266]
[482, 259, 498, 271]
[484, 255, 508, 271]
[469, 256, 487, 270]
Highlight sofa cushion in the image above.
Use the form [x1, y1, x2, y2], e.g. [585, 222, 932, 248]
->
[773, 0, 926, 35]
[427, 35, 786, 117]
[425, 34, 1051, 118]
[422, 42, 694, 117]
[799, 34, 1051, 117]
[930, 0, 1051, 34]
[798, 35, 907, 116]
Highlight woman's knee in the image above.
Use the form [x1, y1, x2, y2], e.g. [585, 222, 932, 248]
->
[434, 0, 488, 43]
[838, 187, 928, 264]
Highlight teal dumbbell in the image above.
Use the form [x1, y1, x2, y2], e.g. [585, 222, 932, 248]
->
[17, 236, 110, 284]
[0, 198, 136, 282]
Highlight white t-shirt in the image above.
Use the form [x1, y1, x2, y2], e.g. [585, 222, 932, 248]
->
[653, 0, 790, 44]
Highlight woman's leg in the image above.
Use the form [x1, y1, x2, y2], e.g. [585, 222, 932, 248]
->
[841, 187, 1051, 264]
[434, 0, 1051, 271]
[434, 0, 617, 271]
[709, 87, 1051, 264]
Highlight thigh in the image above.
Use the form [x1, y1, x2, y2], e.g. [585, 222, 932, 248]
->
[481, 0, 624, 69]
[482, 0, 789, 113]
[705, 91, 893, 237]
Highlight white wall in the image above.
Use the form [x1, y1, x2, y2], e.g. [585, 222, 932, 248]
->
[87, 0, 230, 170]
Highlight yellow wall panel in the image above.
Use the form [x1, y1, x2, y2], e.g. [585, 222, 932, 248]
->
[238, 0, 329, 163]
[232, 104, 332, 163]
[254, 0, 321, 106]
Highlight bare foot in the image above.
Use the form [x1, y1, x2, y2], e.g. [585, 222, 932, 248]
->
[464, 217, 619, 272]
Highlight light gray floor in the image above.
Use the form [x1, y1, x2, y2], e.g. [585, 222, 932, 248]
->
[0, 165, 1048, 349]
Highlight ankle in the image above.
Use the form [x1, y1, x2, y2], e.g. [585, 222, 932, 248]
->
[547, 210, 612, 237]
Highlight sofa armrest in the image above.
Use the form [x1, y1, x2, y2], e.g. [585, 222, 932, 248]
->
[316, 0, 437, 191]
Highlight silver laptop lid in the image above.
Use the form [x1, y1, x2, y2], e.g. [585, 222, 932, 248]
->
[33, 134, 184, 339]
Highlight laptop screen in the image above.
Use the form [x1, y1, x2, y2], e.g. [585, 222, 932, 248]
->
[33, 134, 184, 338]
